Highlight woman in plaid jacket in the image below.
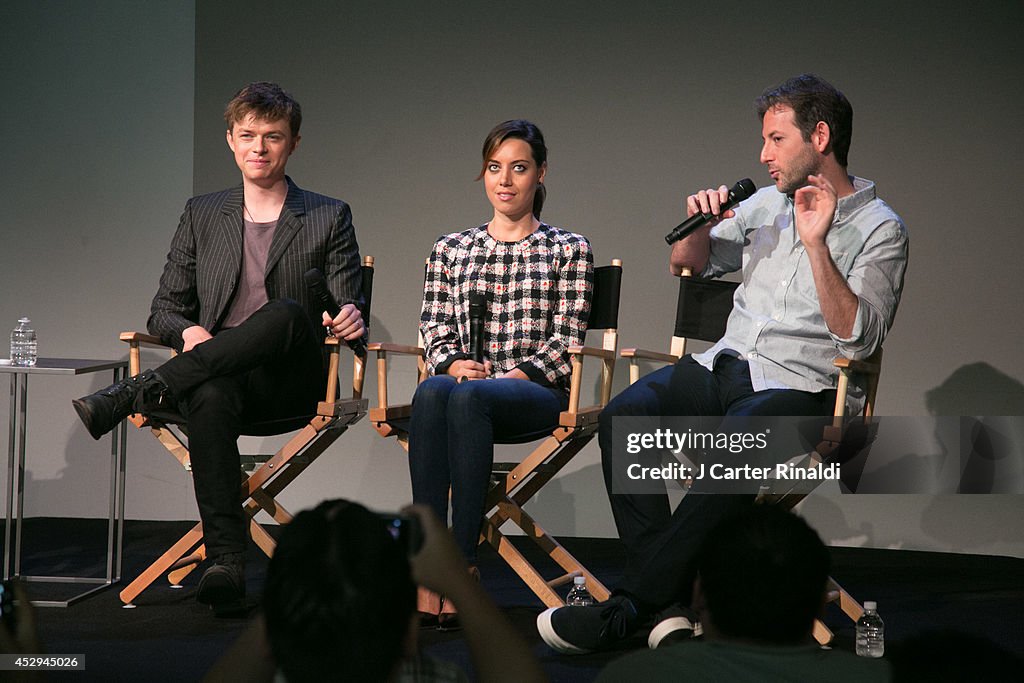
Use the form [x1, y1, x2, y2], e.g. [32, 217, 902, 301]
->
[409, 120, 594, 625]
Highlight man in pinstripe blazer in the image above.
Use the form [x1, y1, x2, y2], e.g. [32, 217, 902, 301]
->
[73, 82, 365, 613]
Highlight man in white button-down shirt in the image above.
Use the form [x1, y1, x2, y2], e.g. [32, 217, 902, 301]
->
[539, 73, 908, 656]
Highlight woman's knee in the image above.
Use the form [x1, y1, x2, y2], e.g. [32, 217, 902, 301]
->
[411, 375, 458, 414]
[445, 381, 496, 423]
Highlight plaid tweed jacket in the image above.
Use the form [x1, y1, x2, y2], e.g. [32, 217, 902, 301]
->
[420, 223, 593, 391]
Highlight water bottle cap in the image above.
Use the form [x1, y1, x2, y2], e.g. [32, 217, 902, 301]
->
[863, 601, 877, 610]
[573, 576, 586, 586]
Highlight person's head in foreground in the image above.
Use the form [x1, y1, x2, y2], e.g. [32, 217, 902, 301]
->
[263, 499, 416, 682]
[694, 504, 830, 644]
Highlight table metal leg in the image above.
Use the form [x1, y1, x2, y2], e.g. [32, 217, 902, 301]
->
[3, 374, 16, 580]
[104, 365, 127, 584]
[116, 400, 127, 581]
[3, 366, 130, 607]
[14, 374, 27, 578]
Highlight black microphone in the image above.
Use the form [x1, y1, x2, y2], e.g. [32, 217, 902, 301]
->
[665, 178, 757, 244]
[468, 292, 487, 364]
[303, 268, 366, 357]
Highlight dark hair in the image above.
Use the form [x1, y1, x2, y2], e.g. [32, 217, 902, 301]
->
[224, 81, 302, 137]
[696, 505, 830, 644]
[755, 74, 853, 167]
[263, 499, 415, 682]
[889, 630, 1024, 682]
[478, 119, 548, 218]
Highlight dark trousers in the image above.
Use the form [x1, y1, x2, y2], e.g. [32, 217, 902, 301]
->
[155, 299, 325, 560]
[599, 355, 836, 612]
[408, 375, 568, 561]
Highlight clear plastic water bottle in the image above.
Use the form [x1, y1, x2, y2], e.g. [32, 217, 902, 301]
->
[566, 575, 595, 607]
[855, 600, 885, 657]
[10, 318, 38, 367]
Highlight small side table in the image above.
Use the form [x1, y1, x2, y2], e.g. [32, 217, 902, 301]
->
[1, 358, 128, 606]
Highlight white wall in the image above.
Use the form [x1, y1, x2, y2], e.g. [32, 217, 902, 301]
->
[1, 0, 198, 521]
[3, 0, 1023, 558]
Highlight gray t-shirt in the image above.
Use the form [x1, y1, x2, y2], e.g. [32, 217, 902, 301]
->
[221, 218, 277, 329]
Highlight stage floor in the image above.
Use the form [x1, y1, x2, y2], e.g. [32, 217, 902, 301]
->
[6, 518, 1023, 681]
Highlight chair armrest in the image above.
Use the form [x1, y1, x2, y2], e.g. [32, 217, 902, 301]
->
[120, 330, 174, 376]
[369, 342, 426, 416]
[369, 404, 413, 422]
[620, 347, 680, 364]
[559, 405, 603, 429]
[120, 331, 168, 348]
[119, 331, 348, 351]
[567, 345, 616, 360]
[833, 357, 881, 376]
[321, 335, 370, 402]
[565, 345, 618, 413]
[367, 342, 424, 357]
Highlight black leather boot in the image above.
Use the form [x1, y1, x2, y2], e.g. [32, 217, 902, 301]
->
[71, 370, 171, 439]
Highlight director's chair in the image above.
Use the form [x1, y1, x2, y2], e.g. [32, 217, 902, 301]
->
[369, 260, 623, 607]
[117, 256, 374, 607]
[621, 268, 883, 645]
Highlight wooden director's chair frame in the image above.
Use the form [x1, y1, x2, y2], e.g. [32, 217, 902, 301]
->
[621, 268, 883, 645]
[369, 260, 623, 607]
[117, 256, 374, 607]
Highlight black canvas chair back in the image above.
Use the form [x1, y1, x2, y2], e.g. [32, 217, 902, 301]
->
[674, 276, 739, 342]
[587, 263, 623, 331]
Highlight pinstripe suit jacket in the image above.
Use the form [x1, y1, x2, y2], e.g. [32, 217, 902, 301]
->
[148, 177, 362, 352]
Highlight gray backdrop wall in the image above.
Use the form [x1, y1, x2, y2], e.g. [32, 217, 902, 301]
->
[3, 0, 1023, 558]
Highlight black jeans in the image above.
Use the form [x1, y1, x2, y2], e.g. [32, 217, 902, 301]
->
[599, 355, 836, 612]
[155, 299, 325, 560]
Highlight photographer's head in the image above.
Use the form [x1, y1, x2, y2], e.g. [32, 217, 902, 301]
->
[695, 505, 829, 645]
[263, 499, 416, 682]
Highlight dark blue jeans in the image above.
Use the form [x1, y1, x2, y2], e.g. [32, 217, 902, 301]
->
[599, 355, 837, 611]
[409, 375, 568, 561]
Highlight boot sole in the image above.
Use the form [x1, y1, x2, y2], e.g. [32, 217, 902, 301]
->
[196, 572, 245, 608]
[647, 615, 702, 649]
[537, 607, 592, 654]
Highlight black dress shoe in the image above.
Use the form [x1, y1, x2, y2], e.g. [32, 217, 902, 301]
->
[197, 554, 246, 615]
[72, 370, 170, 439]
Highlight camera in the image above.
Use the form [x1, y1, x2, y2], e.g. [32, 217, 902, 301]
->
[377, 513, 423, 555]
